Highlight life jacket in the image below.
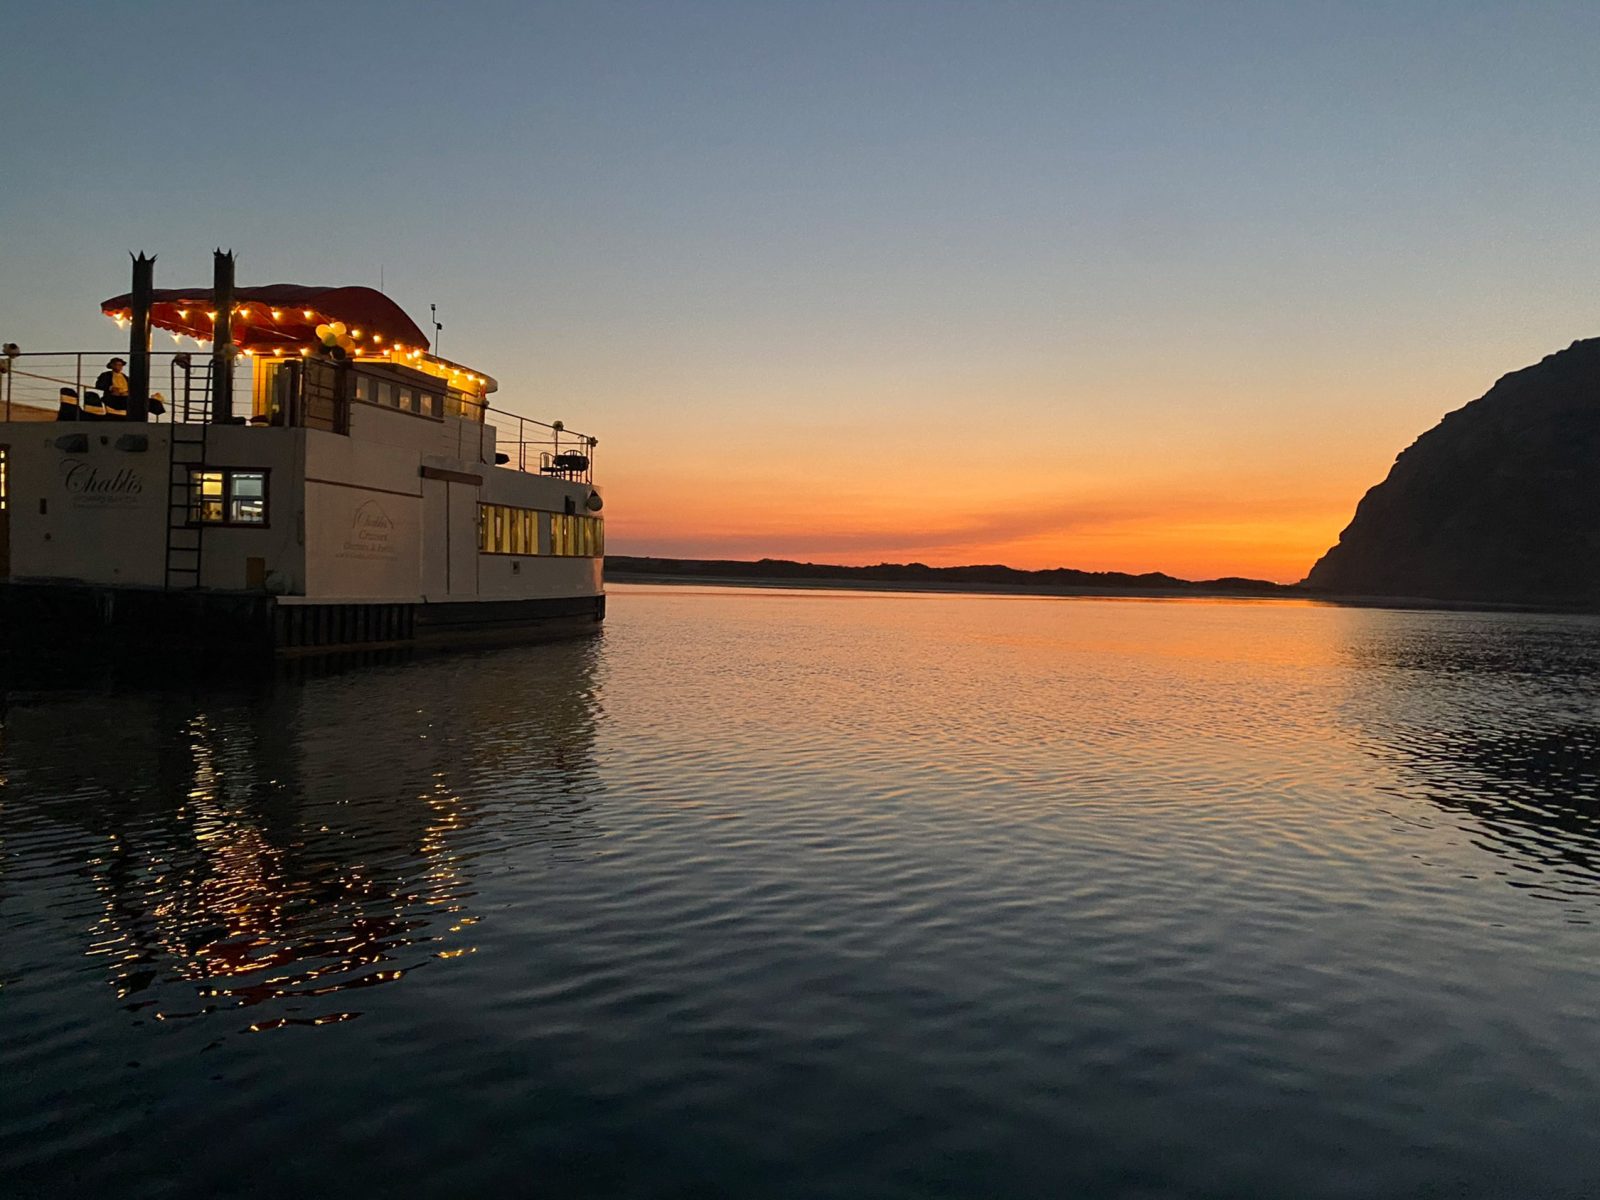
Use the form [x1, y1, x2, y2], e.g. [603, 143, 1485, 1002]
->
[81, 392, 107, 420]
[56, 388, 81, 420]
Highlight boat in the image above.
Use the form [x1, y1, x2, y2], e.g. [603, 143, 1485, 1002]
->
[0, 251, 604, 659]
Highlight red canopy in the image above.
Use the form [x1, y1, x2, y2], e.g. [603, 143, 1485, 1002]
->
[101, 284, 431, 353]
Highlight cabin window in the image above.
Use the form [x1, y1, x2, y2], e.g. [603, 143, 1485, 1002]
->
[354, 374, 373, 405]
[477, 503, 602, 557]
[0, 446, 8, 511]
[448, 391, 484, 422]
[190, 468, 269, 527]
[546, 512, 603, 557]
[252, 361, 285, 422]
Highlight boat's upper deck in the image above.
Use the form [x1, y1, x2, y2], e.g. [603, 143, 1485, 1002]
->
[0, 275, 596, 481]
[0, 348, 597, 484]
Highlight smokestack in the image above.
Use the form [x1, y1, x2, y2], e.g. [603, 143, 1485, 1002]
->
[127, 252, 155, 422]
[211, 249, 235, 423]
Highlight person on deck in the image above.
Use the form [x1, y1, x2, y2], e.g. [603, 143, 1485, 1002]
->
[55, 387, 81, 420]
[95, 357, 129, 419]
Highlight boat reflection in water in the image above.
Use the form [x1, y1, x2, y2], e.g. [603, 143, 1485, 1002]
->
[1336, 609, 1600, 909]
[0, 640, 602, 1031]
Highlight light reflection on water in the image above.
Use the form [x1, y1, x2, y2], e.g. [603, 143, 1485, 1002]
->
[2, 586, 1599, 1199]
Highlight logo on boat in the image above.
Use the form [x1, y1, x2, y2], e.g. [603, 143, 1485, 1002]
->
[58, 458, 146, 508]
[338, 498, 397, 560]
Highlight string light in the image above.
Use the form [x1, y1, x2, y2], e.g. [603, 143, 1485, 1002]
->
[302, 309, 314, 319]
[271, 309, 282, 321]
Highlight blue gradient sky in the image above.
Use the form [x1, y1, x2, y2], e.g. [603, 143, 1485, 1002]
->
[5, 1, 1599, 579]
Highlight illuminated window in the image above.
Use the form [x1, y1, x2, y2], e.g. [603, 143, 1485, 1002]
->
[229, 472, 266, 524]
[477, 504, 602, 557]
[190, 468, 268, 526]
[0, 446, 8, 512]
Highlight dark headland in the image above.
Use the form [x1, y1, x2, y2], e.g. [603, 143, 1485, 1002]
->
[1304, 337, 1600, 611]
[606, 556, 1294, 599]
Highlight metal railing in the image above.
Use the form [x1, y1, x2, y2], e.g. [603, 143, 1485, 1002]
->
[481, 405, 598, 482]
[0, 350, 252, 423]
[2, 349, 598, 482]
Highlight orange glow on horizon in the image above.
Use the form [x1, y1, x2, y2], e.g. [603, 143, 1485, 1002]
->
[581, 347, 1464, 586]
[603, 475, 1359, 584]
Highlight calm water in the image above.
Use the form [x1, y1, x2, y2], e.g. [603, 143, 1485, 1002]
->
[4, 585, 1600, 1199]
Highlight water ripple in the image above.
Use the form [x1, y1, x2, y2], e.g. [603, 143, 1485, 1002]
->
[3, 591, 1600, 1198]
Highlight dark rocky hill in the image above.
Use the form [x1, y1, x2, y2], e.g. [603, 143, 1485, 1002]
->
[1304, 338, 1600, 608]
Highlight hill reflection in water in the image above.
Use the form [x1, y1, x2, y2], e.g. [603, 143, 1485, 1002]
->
[1337, 610, 1600, 910]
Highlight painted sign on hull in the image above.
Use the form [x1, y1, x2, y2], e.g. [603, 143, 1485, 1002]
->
[305, 483, 421, 598]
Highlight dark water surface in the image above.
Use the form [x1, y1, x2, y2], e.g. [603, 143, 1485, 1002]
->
[4, 585, 1600, 1199]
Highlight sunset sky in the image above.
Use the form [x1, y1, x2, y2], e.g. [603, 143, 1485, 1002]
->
[6, 1, 1600, 581]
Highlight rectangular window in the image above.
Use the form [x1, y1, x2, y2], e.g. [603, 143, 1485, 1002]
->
[477, 504, 602, 557]
[229, 472, 267, 524]
[193, 470, 225, 523]
[0, 446, 8, 512]
[190, 468, 269, 527]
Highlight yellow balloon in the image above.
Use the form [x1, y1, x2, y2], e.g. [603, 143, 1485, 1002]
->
[314, 324, 331, 339]
[330, 321, 347, 336]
